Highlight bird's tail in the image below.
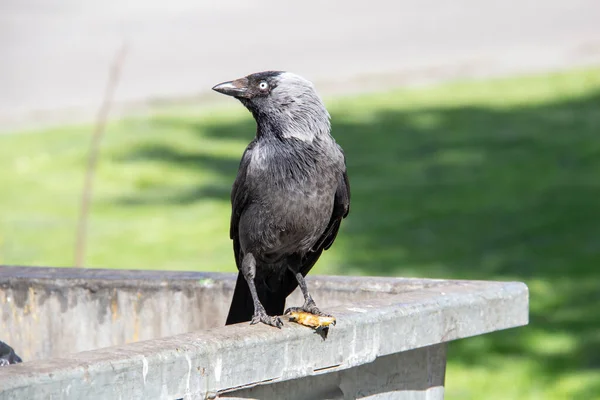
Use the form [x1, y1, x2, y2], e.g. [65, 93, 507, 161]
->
[225, 272, 288, 325]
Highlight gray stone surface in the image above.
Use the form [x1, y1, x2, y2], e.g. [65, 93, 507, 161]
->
[0, 266, 528, 399]
[224, 344, 447, 400]
[0, 266, 437, 361]
[1, 0, 600, 132]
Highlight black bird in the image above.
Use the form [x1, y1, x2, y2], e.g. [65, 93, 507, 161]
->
[0, 340, 22, 366]
[213, 71, 350, 327]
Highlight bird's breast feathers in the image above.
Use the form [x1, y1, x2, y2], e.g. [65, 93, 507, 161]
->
[241, 139, 341, 247]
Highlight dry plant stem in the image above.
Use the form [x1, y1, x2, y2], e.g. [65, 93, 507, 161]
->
[74, 44, 128, 268]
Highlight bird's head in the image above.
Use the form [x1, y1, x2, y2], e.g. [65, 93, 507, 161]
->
[212, 71, 330, 141]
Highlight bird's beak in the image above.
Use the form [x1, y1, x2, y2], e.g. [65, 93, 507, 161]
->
[212, 77, 250, 98]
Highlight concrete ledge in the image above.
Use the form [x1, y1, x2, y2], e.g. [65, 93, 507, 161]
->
[0, 266, 528, 399]
[226, 344, 447, 399]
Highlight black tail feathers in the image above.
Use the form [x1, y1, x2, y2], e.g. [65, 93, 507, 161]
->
[225, 272, 288, 325]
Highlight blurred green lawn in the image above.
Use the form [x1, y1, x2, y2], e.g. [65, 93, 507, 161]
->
[2, 68, 600, 399]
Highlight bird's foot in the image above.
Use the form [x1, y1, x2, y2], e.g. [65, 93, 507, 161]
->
[250, 309, 283, 328]
[285, 299, 332, 318]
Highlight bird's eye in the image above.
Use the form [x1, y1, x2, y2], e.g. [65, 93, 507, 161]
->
[258, 81, 269, 91]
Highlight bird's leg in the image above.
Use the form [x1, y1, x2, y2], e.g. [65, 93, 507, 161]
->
[285, 268, 333, 318]
[241, 253, 283, 328]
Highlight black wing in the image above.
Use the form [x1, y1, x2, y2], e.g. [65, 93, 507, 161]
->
[281, 167, 351, 297]
[314, 169, 351, 252]
[230, 140, 256, 270]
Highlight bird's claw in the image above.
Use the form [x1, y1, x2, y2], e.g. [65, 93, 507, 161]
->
[285, 302, 332, 318]
[250, 311, 283, 328]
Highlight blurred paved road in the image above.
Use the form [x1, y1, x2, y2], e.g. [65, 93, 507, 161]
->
[1, 0, 600, 130]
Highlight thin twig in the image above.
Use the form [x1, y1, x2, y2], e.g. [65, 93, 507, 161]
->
[74, 44, 128, 268]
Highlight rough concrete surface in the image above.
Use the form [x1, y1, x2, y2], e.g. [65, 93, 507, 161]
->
[1, 0, 600, 132]
[224, 344, 447, 400]
[0, 266, 528, 399]
[0, 267, 420, 362]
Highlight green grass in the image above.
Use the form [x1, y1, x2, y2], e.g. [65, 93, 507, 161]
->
[2, 68, 600, 399]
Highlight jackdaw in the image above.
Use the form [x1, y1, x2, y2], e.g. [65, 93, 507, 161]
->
[213, 71, 350, 327]
[0, 340, 22, 366]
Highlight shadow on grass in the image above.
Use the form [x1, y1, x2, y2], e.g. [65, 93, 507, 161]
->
[117, 90, 600, 394]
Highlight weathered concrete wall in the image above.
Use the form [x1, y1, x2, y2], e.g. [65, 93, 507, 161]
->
[224, 344, 447, 400]
[1, 268, 235, 361]
[0, 266, 528, 399]
[0, 266, 433, 361]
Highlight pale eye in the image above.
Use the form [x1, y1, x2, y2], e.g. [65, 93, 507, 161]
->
[258, 81, 269, 91]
